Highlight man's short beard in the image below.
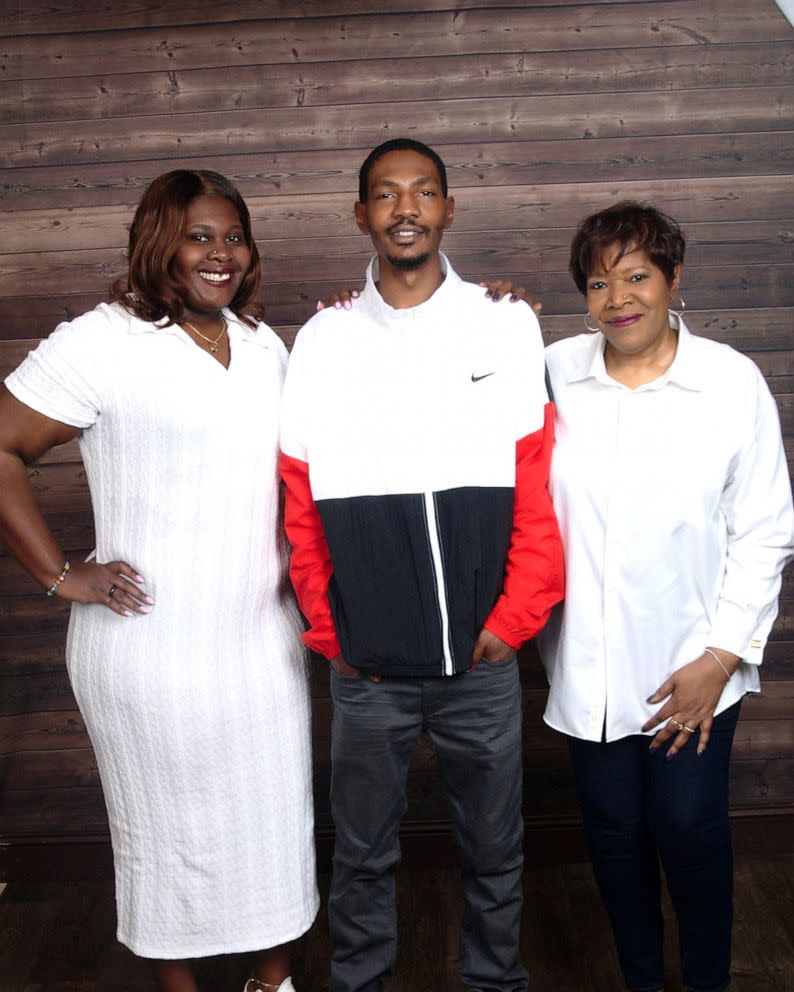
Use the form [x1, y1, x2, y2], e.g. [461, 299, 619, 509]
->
[387, 251, 431, 271]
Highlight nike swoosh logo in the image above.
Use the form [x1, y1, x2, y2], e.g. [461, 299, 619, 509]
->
[471, 372, 495, 382]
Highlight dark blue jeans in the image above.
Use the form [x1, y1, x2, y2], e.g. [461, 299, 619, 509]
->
[568, 701, 741, 992]
[328, 660, 528, 992]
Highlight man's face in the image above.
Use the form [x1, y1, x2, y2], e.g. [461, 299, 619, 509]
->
[354, 149, 454, 270]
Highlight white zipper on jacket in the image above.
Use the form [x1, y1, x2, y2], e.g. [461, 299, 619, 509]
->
[423, 491, 455, 676]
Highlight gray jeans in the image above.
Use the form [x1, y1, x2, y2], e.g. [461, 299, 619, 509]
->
[328, 659, 529, 992]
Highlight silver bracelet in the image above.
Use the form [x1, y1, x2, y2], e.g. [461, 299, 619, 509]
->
[705, 647, 732, 681]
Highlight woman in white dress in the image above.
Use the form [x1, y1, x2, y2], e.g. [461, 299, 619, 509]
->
[0, 170, 318, 992]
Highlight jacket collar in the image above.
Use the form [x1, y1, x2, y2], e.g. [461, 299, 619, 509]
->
[360, 251, 462, 323]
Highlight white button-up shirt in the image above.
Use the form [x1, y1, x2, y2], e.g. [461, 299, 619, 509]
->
[538, 317, 794, 742]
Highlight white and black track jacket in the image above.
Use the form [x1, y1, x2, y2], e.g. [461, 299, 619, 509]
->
[279, 255, 564, 678]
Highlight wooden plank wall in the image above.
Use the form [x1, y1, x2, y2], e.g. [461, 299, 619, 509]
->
[1, 0, 793, 877]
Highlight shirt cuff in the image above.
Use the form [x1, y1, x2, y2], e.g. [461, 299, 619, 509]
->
[708, 602, 765, 665]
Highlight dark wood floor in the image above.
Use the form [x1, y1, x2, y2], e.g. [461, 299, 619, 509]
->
[2, 855, 794, 992]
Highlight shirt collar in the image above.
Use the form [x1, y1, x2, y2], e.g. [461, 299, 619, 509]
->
[567, 313, 704, 392]
[361, 251, 462, 322]
[121, 303, 270, 349]
[566, 330, 609, 385]
[664, 315, 705, 390]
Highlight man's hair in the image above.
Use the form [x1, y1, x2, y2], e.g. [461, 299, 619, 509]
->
[112, 169, 263, 327]
[358, 138, 448, 202]
[569, 200, 686, 294]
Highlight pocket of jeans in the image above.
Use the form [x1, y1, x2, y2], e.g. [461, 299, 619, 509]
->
[472, 656, 518, 672]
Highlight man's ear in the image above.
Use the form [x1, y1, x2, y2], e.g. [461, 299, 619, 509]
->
[354, 201, 369, 234]
[443, 196, 455, 230]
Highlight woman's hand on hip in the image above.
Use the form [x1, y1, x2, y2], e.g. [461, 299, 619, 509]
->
[642, 651, 737, 757]
[57, 560, 154, 617]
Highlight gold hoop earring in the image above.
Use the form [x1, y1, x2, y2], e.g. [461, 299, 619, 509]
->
[584, 311, 599, 332]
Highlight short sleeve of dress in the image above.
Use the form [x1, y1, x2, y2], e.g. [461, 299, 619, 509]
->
[4, 306, 114, 429]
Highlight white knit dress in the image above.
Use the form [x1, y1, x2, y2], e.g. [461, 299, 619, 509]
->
[6, 302, 319, 958]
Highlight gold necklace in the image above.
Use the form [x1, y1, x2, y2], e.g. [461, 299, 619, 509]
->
[182, 314, 227, 353]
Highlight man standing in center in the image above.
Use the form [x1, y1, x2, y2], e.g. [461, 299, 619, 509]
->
[279, 138, 564, 992]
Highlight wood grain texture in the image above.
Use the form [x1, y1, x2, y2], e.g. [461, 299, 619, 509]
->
[2, 2, 789, 82]
[6, 43, 792, 125]
[0, 710, 87, 757]
[5, 87, 794, 168]
[5, 132, 794, 210]
[0, 670, 76, 717]
[0, 631, 69, 675]
[0, 0, 697, 36]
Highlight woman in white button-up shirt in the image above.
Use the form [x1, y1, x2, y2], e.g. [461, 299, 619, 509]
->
[538, 202, 793, 992]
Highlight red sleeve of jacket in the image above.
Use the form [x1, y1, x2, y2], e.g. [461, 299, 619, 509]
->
[484, 401, 565, 648]
[279, 450, 342, 661]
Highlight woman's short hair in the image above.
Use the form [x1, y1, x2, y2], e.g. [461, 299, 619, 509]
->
[569, 201, 686, 294]
[112, 170, 263, 327]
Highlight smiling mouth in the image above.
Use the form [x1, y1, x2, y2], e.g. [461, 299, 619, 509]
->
[199, 271, 233, 284]
[607, 314, 641, 327]
[388, 226, 424, 243]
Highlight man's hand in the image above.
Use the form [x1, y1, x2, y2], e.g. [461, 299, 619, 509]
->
[330, 653, 381, 682]
[470, 628, 515, 670]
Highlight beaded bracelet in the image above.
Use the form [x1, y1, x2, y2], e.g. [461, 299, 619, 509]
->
[705, 646, 732, 681]
[46, 561, 71, 597]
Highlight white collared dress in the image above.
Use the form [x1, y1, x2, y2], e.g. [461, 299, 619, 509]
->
[5, 302, 319, 958]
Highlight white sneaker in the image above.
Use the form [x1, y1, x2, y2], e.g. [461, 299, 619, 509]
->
[243, 979, 296, 992]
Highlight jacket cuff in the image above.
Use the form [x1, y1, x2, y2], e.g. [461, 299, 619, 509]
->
[301, 629, 342, 662]
[483, 614, 525, 651]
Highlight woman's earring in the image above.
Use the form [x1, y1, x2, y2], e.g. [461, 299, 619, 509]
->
[670, 295, 686, 318]
[584, 311, 600, 332]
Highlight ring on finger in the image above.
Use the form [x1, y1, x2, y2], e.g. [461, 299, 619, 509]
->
[108, 584, 117, 599]
[671, 720, 684, 732]
[682, 725, 695, 734]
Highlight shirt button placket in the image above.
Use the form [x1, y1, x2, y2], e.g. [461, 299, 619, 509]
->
[601, 390, 628, 741]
